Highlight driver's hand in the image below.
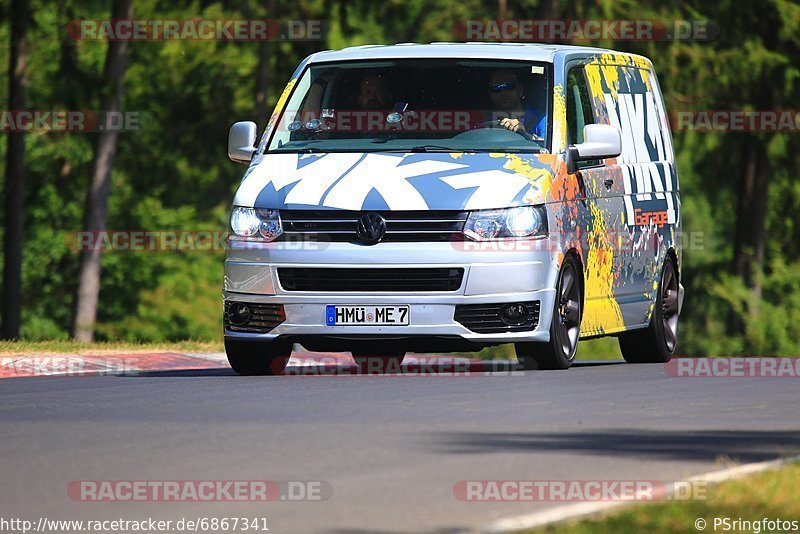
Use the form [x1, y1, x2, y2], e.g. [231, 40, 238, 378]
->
[499, 117, 526, 134]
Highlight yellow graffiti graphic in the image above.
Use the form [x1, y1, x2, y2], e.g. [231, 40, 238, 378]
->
[503, 154, 553, 204]
[643, 260, 662, 323]
[501, 154, 549, 181]
[585, 65, 606, 101]
[585, 53, 656, 128]
[580, 201, 626, 336]
[551, 83, 568, 153]
[265, 78, 298, 130]
[629, 55, 654, 71]
[593, 52, 653, 71]
[587, 53, 654, 96]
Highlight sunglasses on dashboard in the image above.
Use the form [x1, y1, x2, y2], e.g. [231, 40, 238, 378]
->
[489, 82, 517, 92]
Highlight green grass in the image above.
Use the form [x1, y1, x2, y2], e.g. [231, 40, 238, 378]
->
[524, 462, 800, 534]
[0, 339, 223, 355]
[575, 337, 623, 361]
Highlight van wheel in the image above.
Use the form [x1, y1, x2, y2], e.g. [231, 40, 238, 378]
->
[352, 347, 405, 374]
[515, 255, 582, 370]
[225, 338, 293, 375]
[618, 258, 679, 363]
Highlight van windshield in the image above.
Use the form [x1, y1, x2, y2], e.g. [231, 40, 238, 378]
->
[266, 59, 551, 154]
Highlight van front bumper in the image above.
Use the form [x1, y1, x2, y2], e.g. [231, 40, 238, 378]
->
[223, 241, 558, 344]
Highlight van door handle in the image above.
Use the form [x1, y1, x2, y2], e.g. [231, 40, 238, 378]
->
[604, 178, 614, 189]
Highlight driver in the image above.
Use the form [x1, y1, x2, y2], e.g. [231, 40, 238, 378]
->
[487, 68, 546, 140]
[358, 73, 393, 110]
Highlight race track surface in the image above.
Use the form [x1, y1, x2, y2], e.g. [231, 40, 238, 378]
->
[0, 354, 797, 533]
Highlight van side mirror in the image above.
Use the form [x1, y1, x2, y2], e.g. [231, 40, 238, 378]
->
[566, 124, 622, 174]
[228, 121, 257, 164]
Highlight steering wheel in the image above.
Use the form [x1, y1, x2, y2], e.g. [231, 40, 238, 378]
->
[475, 119, 533, 141]
[476, 119, 505, 129]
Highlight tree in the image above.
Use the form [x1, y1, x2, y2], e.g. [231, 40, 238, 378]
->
[73, 0, 134, 341]
[251, 0, 277, 123]
[1, 0, 30, 340]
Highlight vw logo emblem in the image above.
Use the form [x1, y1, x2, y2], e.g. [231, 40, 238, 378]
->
[356, 213, 386, 245]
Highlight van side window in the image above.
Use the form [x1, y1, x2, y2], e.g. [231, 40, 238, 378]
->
[566, 66, 600, 167]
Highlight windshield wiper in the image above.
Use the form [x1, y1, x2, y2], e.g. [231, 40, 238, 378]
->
[295, 147, 331, 154]
[268, 146, 332, 154]
[407, 145, 454, 152]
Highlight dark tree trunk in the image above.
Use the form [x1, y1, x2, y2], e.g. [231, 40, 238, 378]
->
[73, 0, 134, 341]
[254, 0, 277, 123]
[539, 0, 561, 43]
[729, 137, 771, 340]
[254, 41, 272, 123]
[1, 0, 30, 340]
[732, 140, 770, 297]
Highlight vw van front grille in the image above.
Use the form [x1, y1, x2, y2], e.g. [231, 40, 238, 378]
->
[278, 267, 464, 292]
[281, 210, 467, 243]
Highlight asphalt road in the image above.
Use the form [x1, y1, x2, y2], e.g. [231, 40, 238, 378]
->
[1, 357, 798, 533]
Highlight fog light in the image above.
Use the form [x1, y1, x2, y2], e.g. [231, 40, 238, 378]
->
[500, 303, 528, 325]
[228, 303, 251, 326]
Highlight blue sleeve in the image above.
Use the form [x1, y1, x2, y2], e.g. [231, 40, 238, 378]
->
[533, 114, 546, 139]
[523, 104, 546, 139]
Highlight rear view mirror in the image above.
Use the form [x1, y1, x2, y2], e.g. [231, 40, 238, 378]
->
[228, 121, 257, 164]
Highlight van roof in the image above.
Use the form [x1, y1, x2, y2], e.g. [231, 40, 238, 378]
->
[307, 42, 638, 64]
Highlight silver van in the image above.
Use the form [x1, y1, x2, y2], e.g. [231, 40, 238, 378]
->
[223, 43, 683, 374]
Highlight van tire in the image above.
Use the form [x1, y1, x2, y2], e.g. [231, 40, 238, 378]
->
[515, 255, 582, 370]
[618, 258, 679, 363]
[225, 338, 293, 375]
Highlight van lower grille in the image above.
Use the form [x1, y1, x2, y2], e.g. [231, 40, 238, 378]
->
[455, 301, 540, 333]
[278, 267, 464, 292]
[281, 210, 467, 243]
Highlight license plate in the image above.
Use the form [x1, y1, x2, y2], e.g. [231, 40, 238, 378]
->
[326, 305, 410, 326]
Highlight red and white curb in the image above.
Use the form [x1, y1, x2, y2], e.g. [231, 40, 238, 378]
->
[0, 352, 226, 378]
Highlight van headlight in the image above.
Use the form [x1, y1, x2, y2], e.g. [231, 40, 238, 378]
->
[463, 205, 547, 241]
[230, 207, 283, 241]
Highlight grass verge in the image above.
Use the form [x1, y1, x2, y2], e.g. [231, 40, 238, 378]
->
[0, 339, 223, 356]
[524, 461, 799, 534]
